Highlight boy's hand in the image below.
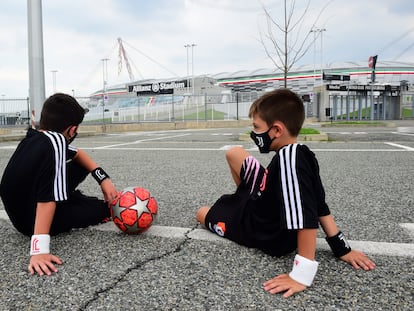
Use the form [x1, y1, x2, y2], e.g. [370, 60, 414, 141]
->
[340, 250, 376, 270]
[100, 179, 118, 203]
[263, 274, 307, 298]
[29, 254, 62, 276]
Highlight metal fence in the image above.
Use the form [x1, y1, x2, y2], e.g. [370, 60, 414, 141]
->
[80, 93, 259, 124]
[0, 91, 412, 127]
[0, 98, 30, 126]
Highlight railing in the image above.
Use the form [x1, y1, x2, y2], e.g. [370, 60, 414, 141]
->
[0, 98, 30, 126]
[1, 91, 412, 127]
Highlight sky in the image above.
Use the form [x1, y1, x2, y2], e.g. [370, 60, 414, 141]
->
[0, 0, 414, 97]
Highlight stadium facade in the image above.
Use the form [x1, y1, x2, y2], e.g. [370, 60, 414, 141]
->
[88, 60, 414, 122]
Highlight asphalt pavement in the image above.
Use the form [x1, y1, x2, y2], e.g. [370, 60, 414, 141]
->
[0, 122, 413, 310]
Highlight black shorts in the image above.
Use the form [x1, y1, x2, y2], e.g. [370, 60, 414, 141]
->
[205, 156, 266, 246]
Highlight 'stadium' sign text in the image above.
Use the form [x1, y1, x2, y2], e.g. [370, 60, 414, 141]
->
[128, 80, 187, 95]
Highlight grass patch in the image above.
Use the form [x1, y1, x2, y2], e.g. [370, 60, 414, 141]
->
[329, 121, 384, 125]
[403, 108, 413, 118]
[300, 128, 320, 135]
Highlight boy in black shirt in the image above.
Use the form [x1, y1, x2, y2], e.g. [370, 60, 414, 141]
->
[197, 89, 375, 298]
[0, 93, 118, 276]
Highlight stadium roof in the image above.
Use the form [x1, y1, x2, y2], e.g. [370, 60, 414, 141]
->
[210, 60, 414, 80]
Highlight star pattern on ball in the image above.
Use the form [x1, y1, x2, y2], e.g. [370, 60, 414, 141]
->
[110, 187, 158, 234]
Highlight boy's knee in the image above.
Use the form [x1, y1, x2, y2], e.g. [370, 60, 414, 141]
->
[196, 206, 210, 225]
[225, 146, 247, 161]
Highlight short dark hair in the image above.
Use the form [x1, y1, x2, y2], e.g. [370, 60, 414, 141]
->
[248, 89, 305, 136]
[39, 93, 85, 132]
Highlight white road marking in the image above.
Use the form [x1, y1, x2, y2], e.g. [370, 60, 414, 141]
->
[392, 131, 414, 137]
[2, 211, 411, 257]
[219, 145, 243, 150]
[92, 223, 414, 258]
[211, 133, 233, 136]
[384, 142, 414, 151]
[0, 145, 18, 149]
[93, 133, 191, 149]
[78, 147, 412, 152]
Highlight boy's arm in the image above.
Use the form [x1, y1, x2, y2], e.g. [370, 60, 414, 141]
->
[263, 228, 318, 298]
[28, 201, 62, 276]
[73, 148, 117, 202]
[319, 215, 375, 270]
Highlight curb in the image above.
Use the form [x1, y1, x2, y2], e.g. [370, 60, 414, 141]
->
[238, 132, 329, 142]
[0, 131, 96, 142]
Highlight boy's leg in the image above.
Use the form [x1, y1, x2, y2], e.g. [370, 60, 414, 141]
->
[196, 146, 249, 226]
[50, 192, 110, 235]
[49, 161, 110, 235]
[66, 161, 89, 193]
[196, 206, 210, 225]
[226, 146, 251, 187]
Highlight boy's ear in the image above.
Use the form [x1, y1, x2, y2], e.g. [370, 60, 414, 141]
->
[69, 126, 78, 136]
[272, 122, 284, 138]
[64, 125, 78, 137]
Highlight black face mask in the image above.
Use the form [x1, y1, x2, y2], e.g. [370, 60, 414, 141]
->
[250, 127, 275, 153]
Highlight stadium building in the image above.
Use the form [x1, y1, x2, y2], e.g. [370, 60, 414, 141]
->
[88, 60, 414, 122]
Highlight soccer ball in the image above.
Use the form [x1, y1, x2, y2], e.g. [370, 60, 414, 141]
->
[110, 186, 158, 234]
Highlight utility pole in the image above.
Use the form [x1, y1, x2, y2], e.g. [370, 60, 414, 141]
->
[27, 0, 46, 128]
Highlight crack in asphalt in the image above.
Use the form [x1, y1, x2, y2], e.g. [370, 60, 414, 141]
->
[78, 224, 199, 311]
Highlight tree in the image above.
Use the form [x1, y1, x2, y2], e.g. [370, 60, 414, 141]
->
[259, 0, 331, 88]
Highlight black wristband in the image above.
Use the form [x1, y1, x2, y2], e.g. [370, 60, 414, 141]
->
[325, 231, 352, 258]
[91, 167, 110, 185]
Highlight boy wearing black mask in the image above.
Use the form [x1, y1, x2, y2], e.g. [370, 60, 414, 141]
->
[196, 89, 375, 298]
[0, 93, 117, 276]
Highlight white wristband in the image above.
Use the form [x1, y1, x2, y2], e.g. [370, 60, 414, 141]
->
[288, 254, 319, 287]
[30, 234, 50, 256]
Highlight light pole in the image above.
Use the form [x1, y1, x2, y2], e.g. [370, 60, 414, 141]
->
[310, 29, 317, 87]
[310, 27, 326, 86]
[191, 43, 196, 96]
[320, 28, 326, 85]
[184, 44, 190, 94]
[51, 70, 58, 94]
[184, 43, 196, 95]
[101, 58, 109, 125]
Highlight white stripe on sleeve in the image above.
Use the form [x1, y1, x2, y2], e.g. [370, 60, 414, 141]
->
[280, 144, 303, 229]
[43, 131, 68, 201]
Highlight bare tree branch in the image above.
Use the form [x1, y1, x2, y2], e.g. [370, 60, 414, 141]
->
[258, 0, 332, 87]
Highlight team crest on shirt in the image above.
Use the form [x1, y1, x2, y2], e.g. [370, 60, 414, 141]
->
[209, 222, 226, 236]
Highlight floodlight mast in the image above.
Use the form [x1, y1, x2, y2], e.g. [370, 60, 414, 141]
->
[118, 38, 135, 81]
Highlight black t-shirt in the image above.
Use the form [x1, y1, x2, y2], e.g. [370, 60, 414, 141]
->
[246, 143, 330, 232]
[0, 129, 77, 227]
[207, 143, 331, 256]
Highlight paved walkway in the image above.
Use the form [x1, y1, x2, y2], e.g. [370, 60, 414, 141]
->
[0, 125, 413, 310]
